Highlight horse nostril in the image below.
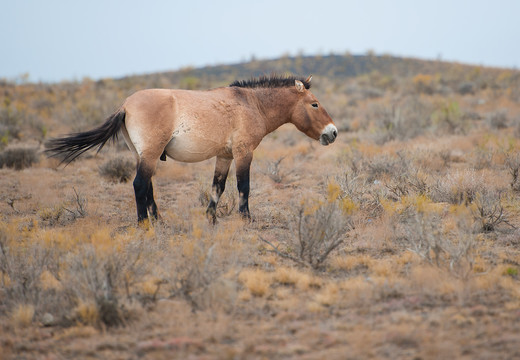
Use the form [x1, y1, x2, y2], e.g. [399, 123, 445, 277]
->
[332, 130, 337, 138]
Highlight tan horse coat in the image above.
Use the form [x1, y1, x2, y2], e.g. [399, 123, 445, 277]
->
[46, 75, 338, 223]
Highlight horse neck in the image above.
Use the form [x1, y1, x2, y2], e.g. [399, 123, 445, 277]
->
[253, 88, 297, 134]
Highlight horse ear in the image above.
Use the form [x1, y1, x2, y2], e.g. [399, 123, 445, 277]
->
[295, 80, 305, 93]
[305, 75, 312, 84]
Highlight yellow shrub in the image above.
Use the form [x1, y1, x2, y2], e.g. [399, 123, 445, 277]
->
[238, 269, 272, 297]
[55, 326, 98, 340]
[327, 181, 342, 203]
[338, 276, 373, 303]
[0, 272, 11, 287]
[11, 304, 34, 328]
[75, 301, 99, 326]
[40, 270, 62, 291]
[272, 266, 302, 286]
[412, 73, 435, 94]
[38, 205, 63, 224]
[341, 196, 359, 215]
[140, 277, 163, 296]
[331, 254, 373, 271]
[395, 251, 419, 266]
[410, 265, 460, 296]
[315, 282, 340, 306]
[307, 301, 325, 313]
[89, 228, 113, 254]
[295, 272, 323, 291]
[370, 259, 395, 277]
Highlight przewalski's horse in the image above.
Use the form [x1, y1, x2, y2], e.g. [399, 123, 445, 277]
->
[45, 75, 338, 224]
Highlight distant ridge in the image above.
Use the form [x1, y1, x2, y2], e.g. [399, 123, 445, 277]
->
[118, 53, 516, 89]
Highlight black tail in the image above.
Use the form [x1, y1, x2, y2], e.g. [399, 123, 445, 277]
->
[45, 110, 126, 165]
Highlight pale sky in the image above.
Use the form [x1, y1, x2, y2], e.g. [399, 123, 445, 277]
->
[2, 0, 519, 83]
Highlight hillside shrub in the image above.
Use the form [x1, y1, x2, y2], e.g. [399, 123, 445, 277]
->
[369, 96, 434, 143]
[391, 196, 476, 279]
[431, 100, 468, 134]
[261, 183, 352, 270]
[99, 156, 134, 183]
[0, 147, 39, 170]
[457, 82, 476, 95]
[486, 110, 509, 129]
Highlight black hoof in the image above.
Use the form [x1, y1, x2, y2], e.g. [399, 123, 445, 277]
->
[206, 207, 217, 225]
[239, 212, 252, 223]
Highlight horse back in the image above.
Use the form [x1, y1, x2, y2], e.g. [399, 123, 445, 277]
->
[122, 88, 259, 163]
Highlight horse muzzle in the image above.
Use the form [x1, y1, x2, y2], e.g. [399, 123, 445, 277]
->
[319, 124, 338, 146]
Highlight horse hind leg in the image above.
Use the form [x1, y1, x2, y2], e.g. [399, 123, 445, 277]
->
[133, 158, 160, 224]
[146, 181, 159, 219]
[123, 119, 171, 224]
[133, 165, 151, 223]
[206, 156, 232, 224]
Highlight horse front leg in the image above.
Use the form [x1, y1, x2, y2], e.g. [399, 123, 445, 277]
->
[206, 156, 232, 224]
[235, 153, 253, 220]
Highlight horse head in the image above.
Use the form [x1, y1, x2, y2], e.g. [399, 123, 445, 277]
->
[290, 75, 337, 146]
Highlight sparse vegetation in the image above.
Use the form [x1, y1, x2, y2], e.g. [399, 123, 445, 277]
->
[292, 185, 351, 269]
[99, 156, 134, 183]
[258, 156, 294, 184]
[1, 54, 520, 359]
[0, 147, 39, 170]
[260, 185, 351, 269]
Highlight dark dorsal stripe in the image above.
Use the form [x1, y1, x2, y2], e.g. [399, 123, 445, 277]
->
[229, 75, 311, 90]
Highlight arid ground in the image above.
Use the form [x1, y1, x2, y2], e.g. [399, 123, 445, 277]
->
[1, 55, 520, 359]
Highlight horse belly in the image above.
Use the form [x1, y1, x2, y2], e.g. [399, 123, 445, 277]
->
[164, 133, 229, 163]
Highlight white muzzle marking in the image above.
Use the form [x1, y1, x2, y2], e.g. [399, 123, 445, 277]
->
[320, 124, 338, 145]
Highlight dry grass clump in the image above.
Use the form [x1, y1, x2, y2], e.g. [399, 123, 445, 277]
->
[271, 266, 322, 291]
[238, 268, 272, 297]
[0, 215, 251, 328]
[10, 304, 35, 328]
[74, 301, 99, 327]
[98, 156, 135, 183]
[272, 266, 303, 286]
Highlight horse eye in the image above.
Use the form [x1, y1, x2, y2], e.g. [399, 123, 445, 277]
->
[311, 103, 319, 108]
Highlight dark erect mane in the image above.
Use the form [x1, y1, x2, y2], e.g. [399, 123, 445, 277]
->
[229, 75, 311, 90]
